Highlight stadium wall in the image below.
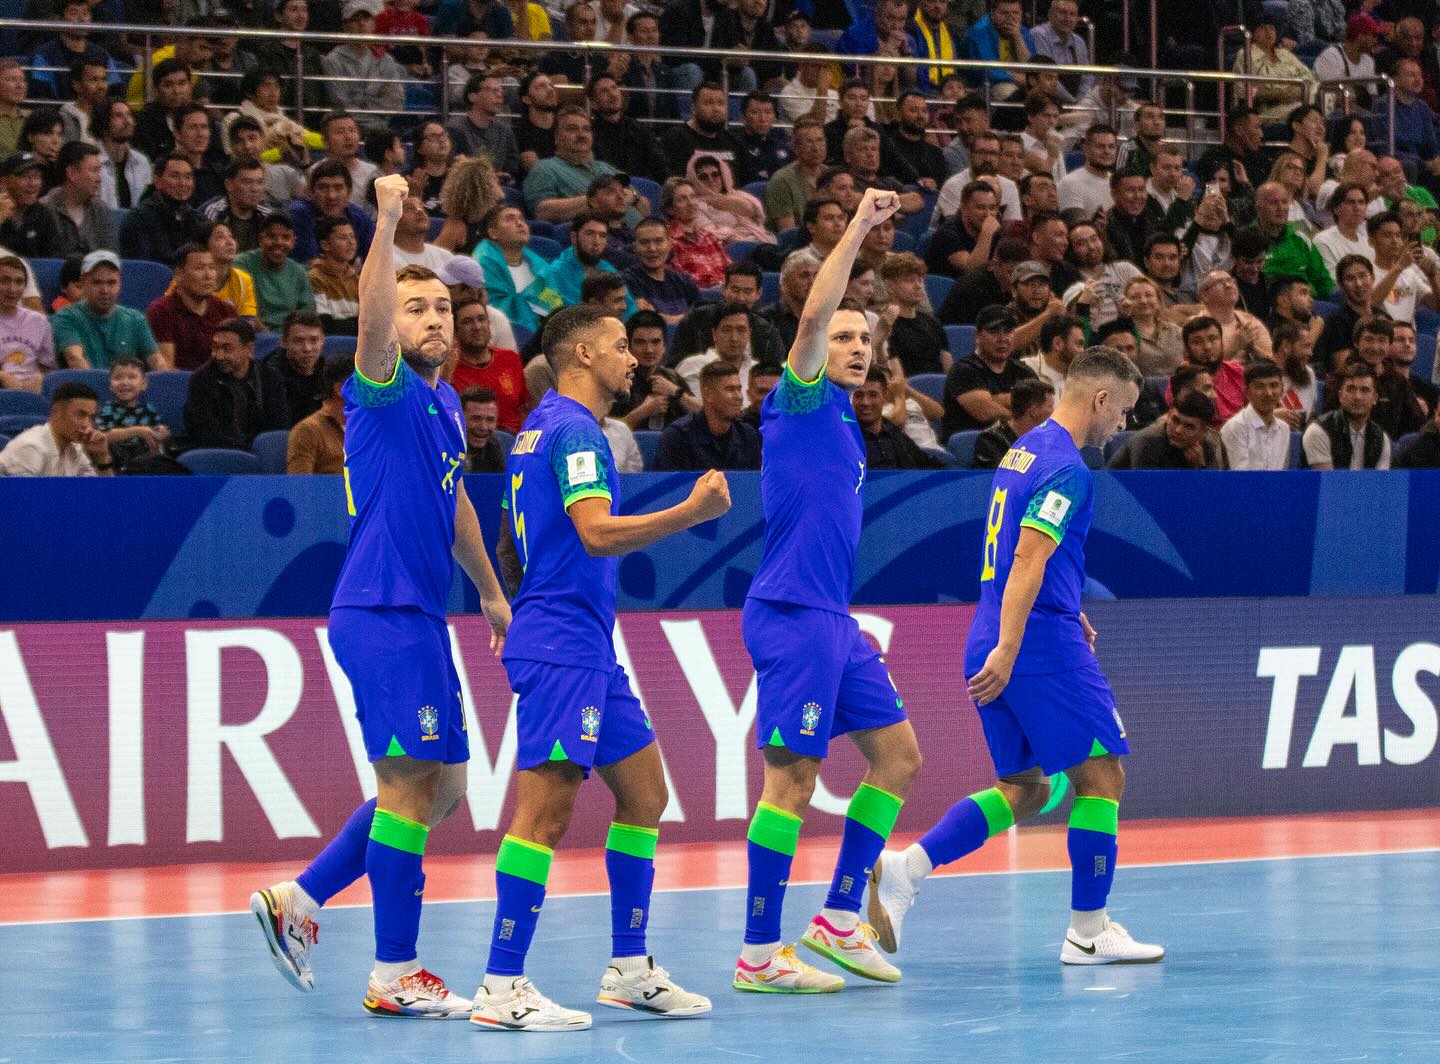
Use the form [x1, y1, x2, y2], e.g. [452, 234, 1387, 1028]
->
[2, 470, 1440, 622]
[5, 597, 1439, 873]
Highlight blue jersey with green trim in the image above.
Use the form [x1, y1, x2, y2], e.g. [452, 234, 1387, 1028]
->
[502, 391, 621, 669]
[332, 358, 466, 620]
[747, 364, 867, 615]
[965, 418, 1093, 676]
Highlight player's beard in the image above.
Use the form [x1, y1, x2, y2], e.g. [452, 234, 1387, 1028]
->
[401, 340, 448, 373]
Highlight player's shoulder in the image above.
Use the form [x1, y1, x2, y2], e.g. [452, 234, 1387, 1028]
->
[1008, 420, 1087, 480]
[345, 354, 421, 410]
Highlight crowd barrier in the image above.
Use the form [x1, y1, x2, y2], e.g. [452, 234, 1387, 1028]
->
[5, 594, 1438, 873]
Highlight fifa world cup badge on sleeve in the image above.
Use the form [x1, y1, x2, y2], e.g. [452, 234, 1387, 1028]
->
[568, 451, 599, 484]
[1037, 491, 1071, 525]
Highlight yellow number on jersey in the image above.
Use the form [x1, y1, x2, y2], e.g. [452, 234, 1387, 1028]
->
[509, 471, 528, 571]
[980, 486, 1008, 582]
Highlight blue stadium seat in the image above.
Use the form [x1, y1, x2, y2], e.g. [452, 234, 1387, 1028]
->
[551, 221, 571, 244]
[322, 336, 357, 359]
[633, 429, 660, 469]
[1287, 431, 1302, 469]
[121, 260, 174, 311]
[777, 227, 799, 249]
[110, 207, 128, 235]
[1145, 374, 1169, 396]
[254, 332, 281, 360]
[946, 429, 980, 467]
[922, 445, 957, 468]
[503, 185, 525, 211]
[527, 220, 557, 239]
[697, 286, 723, 303]
[910, 372, 945, 404]
[0, 390, 48, 416]
[512, 322, 534, 350]
[29, 257, 63, 306]
[1417, 307, 1440, 339]
[890, 231, 915, 254]
[1416, 333, 1437, 382]
[664, 321, 677, 347]
[179, 448, 263, 475]
[1065, 149, 1085, 171]
[427, 216, 444, 241]
[250, 430, 290, 474]
[527, 235, 563, 259]
[899, 189, 938, 243]
[0, 432, 8, 447]
[761, 272, 779, 304]
[924, 274, 954, 309]
[1394, 432, 1419, 464]
[944, 324, 975, 357]
[742, 180, 767, 201]
[1312, 299, 1339, 319]
[0, 412, 44, 434]
[43, 369, 110, 401]
[494, 429, 516, 454]
[630, 176, 662, 218]
[726, 240, 760, 263]
[1081, 446, 1103, 469]
[144, 370, 192, 433]
[1103, 431, 1132, 460]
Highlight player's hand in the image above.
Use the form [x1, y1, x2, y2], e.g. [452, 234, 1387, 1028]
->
[374, 173, 409, 225]
[1079, 611, 1097, 654]
[967, 646, 1016, 706]
[480, 594, 511, 655]
[857, 187, 901, 231]
[686, 468, 731, 523]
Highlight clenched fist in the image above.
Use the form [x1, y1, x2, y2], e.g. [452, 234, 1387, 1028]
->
[374, 173, 409, 224]
[686, 468, 732, 524]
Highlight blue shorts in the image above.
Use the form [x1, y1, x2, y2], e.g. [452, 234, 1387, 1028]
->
[328, 606, 468, 764]
[977, 662, 1130, 778]
[743, 598, 909, 759]
[505, 659, 656, 775]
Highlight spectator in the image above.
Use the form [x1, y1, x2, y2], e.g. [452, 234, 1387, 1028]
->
[846, 364, 941, 469]
[1316, 253, 1378, 369]
[1197, 269, 1273, 363]
[18, 109, 62, 195]
[28, 0, 117, 101]
[1266, 273, 1322, 350]
[376, 0, 433, 77]
[674, 299, 757, 395]
[611, 310, 697, 431]
[0, 254, 52, 392]
[1313, 13, 1381, 110]
[1219, 360, 1291, 470]
[402, 122, 449, 217]
[1396, 399, 1440, 467]
[1145, 142, 1196, 234]
[0, 151, 63, 259]
[624, 217, 698, 325]
[1177, 314, 1246, 425]
[540, 1, 599, 88]
[432, 156, 504, 256]
[761, 252, 818, 353]
[583, 174, 645, 269]
[448, 296, 529, 432]
[1303, 360, 1391, 469]
[614, 11, 682, 123]
[515, 72, 559, 176]
[322, 0, 406, 117]
[1197, 105, 1269, 196]
[940, 302, 1037, 440]
[167, 221, 257, 318]
[731, 92, 792, 189]
[938, 236, 1028, 325]
[1125, 275, 1183, 376]
[662, 176, 731, 289]
[661, 83, 742, 179]
[307, 216, 360, 334]
[1390, 319, 1440, 414]
[1020, 311, 1083, 398]
[524, 106, 627, 223]
[94, 356, 170, 471]
[882, 92, 945, 192]
[473, 203, 563, 333]
[146, 243, 235, 372]
[93, 100, 149, 214]
[1104, 171, 1159, 270]
[310, 112, 378, 213]
[878, 253, 950, 374]
[927, 181, 1001, 278]
[1001, 256, 1067, 354]
[653, 359, 762, 471]
[0, 379, 112, 475]
[169, 103, 226, 209]
[58, 57, 108, 146]
[118, 154, 205, 265]
[972, 376, 1056, 469]
[1022, 212, 1080, 296]
[52, 251, 161, 370]
[446, 72, 520, 181]
[1314, 183, 1375, 279]
[34, 140, 109, 256]
[736, 359, 781, 432]
[287, 353, 352, 474]
[906, 0, 959, 97]
[1324, 316, 1428, 440]
[789, 195, 848, 268]
[391, 193, 453, 273]
[1284, 0, 1346, 51]
[765, 116, 827, 232]
[288, 160, 376, 264]
[132, 59, 195, 161]
[1028, 0, 1090, 102]
[687, 155, 774, 247]
[1107, 389, 1225, 468]
[234, 213, 317, 331]
[225, 114, 306, 211]
[1058, 124, 1118, 219]
[183, 316, 290, 449]
[545, 211, 636, 310]
[659, 0, 742, 90]
[261, 308, 328, 426]
[1236, 15, 1314, 122]
[200, 158, 273, 254]
[253, 0, 330, 111]
[0, 59, 27, 159]
[961, 0, 1034, 99]
[584, 75, 667, 186]
[1272, 318, 1319, 420]
[1068, 220, 1141, 328]
[1370, 210, 1440, 325]
[671, 261, 785, 366]
[604, 414, 646, 472]
[777, 46, 839, 126]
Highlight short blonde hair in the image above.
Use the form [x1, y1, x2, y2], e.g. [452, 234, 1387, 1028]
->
[878, 251, 926, 283]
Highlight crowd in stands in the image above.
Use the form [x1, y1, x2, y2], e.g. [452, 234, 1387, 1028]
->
[5, 0, 1440, 479]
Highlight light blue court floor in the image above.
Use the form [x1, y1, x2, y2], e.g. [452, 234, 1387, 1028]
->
[5, 851, 1440, 1064]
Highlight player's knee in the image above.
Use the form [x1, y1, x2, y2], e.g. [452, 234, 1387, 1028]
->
[888, 740, 922, 791]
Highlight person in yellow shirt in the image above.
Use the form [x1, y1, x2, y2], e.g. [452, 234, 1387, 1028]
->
[125, 32, 212, 110]
[166, 221, 259, 318]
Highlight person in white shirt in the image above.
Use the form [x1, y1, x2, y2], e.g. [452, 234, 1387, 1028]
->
[1022, 311, 1084, 398]
[0, 380, 113, 476]
[1369, 209, 1440, 325]
[675, 302, 754, 395]
[1302, 361, 1392, 469]
[1313, 182, 1375, 278]
[1020, 92, 1068, 185]
[602, 414, 644, 471]
[932, 132, 1020, 230]
[776, 50, 839, 125]
[1058, 123, 1118, 219]
[1220, 361, 1292, 470]
[390, 193, 453, 272]
[1067, 220, 1140, 327]
[1312, 13, 1382, 109]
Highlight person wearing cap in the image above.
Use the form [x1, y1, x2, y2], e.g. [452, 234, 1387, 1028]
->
[436, 256, 518, 350]
[321, 0, 407, 118]
[234, 213, 318, 331]
[51, 250, 162, 370]
[1313, 13, 1382, 110]
[940, 301, 1038, 440]
[1005, 257, 1070, 354]
[1234, 15, 1315, 123]
[0, 151, 65, 260]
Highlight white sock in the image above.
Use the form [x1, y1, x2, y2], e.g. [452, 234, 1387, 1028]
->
[902, 843, 933, 884]
[819, 907, 860, 933]
[740, 941, 781, 966]
[1070, 908, 1107, 939]
[372, 958, 421, 983]
[610, 955, 650, 977]
[283, 880, 320, 919]
[482, 972, 521, 995]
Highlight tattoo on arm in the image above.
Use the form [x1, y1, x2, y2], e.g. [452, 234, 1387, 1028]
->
[496, 515, 523, 600]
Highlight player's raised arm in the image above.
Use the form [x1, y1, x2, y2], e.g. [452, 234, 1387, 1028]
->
[788, 188, 901, 383]
[356, 173, 408, 383]
[569, 469, 730, 556]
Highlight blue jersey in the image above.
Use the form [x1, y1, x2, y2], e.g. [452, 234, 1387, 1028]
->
[965, 418, 1093, 676]
[503, 391, 620, 669]
[332, 358, 466, 620]
[747, 364, 866, 615]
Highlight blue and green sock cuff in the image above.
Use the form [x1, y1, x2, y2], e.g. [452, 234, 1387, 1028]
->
[605, 823, 659, 960]
[369, 807, 430, 854]
[1068, 796, 1119, 836]
[496, 833, 554, 885]
[845, 782, 904, 839]
[605, 822, 659, 860]
[747, 801, 804, 855]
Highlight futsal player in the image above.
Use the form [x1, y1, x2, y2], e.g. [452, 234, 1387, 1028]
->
[249, 173, 512, 1016]
[467, 304, 731, 1032]
[732, 187, 924, 995]
[867, 346, 1166, 965]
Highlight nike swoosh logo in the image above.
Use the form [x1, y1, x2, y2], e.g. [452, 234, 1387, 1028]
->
[1066, 937, 1097, 955]
[841, 413, 857, 423]
[530, 905, 542, 913]
[641, 987, 667, 1000]
[777, 879, 788, 886]
[428, 404, 438, 414]
[414, 889, 424, 896]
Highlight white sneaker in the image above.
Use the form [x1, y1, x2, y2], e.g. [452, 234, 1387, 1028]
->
[800, 916, 901, 983]
[596, 957, 713, 1018]
[470, 976, 593, 1032]
[733, 944, 846, 994]
[363, 968, 474, 1018]
[1060, 919, 1166, 965]
[249, 884, 318, 992]
[866, 851, 918, 955]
